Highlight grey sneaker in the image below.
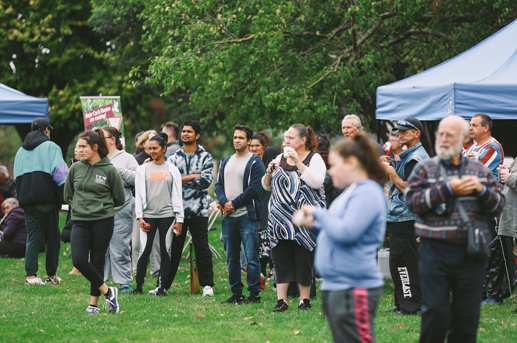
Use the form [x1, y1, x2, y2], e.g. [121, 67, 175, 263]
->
[86, 305, 100, 315]
[105, 287, 119, 313]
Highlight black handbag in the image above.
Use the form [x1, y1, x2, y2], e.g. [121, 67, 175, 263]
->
[438, 161, 491, 261]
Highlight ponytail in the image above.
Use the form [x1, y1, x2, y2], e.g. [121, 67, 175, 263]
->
[290, 124, 318, 152]
[101, 126, 123, 150]
[332, 134, 387, 185]
[79, 128, 110, 159]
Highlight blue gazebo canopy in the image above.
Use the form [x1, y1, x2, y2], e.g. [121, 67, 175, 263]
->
[376, 19, 517, 121]
[0, 83, 49, 124]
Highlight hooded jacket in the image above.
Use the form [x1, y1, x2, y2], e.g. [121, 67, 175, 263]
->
[64, 157, 125, 221]
[215, 153, 265, 221]
[2, 207, 27, 245]
[168, 145, 214, 218]
[14, 130, 69, 208]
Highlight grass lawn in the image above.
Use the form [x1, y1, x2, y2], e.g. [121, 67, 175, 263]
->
[0, 213, 516, 342]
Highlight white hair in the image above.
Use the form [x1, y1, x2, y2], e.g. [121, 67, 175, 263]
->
[342, 115, 362, 129]
[461, 118, 469, 136]
[2, 197, 18, 211]
[0, 166, 8, 176]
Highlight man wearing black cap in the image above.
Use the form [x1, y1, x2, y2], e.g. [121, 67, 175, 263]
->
[381, 117, 429, 315]
[13, 117, 69, 285]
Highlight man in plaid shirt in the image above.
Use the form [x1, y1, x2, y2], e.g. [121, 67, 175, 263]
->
[405, 115, 505, 343]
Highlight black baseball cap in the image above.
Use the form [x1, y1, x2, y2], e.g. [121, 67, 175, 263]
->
[394, 117, 423, 132]
[31, 117, 53, 131]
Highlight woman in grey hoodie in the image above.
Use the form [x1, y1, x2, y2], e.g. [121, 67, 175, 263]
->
[101, 126, 138, 293]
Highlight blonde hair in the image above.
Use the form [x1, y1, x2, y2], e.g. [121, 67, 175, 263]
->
[137, 130, 158, 147]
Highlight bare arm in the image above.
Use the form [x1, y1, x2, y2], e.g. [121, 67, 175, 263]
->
[181, 174, 201, 185]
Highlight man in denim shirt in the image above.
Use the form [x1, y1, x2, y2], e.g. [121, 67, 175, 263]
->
[382, 117, 429, 315]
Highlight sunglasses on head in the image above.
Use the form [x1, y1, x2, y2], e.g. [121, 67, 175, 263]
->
[398, 120, 420, 131]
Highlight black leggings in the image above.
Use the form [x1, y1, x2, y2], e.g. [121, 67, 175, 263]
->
[136, 217, 175, 287]
[71, 218, 114, 296]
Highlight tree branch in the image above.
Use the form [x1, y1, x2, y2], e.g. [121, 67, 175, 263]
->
[380, 29, 454, 47]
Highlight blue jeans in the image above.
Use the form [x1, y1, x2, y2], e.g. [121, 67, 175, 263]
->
[222, 215, 261, 296]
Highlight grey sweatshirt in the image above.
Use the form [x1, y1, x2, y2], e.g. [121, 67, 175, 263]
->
[110, 150, 138, 209]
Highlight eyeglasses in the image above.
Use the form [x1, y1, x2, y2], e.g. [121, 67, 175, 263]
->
[398, 120, 420, 131]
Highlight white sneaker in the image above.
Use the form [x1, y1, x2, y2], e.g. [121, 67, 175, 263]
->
[25, 277, 45, 285]
[45, 275, 64, 284]
[149, 287, 159, 294]
[86, 305, 100, 315]
[202, 285, 214, 297]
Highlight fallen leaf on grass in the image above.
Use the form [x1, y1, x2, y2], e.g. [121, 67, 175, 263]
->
[187, 286, 190, 290]
[511, 323, 516, 326]
[196, 311, 206, 320]
[174, 314, 178, 317]
[39, 330, 44, 333]
[119, 311, 125, 314]
[287, 300, 292, 305]
[250, 322, 262, 326]
[294, 330, 300, 335]
[259, 309, 265, 313]
[397, 324, 404, 328]
[244, 316, 253, 320]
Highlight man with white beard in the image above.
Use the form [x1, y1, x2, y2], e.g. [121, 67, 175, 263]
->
[405, 115, 505, 343]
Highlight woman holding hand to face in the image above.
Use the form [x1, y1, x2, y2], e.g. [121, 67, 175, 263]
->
[295, 134, 388, 343]
[132, 132, 183, 296]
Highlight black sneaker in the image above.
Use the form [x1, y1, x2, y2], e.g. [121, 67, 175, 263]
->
[131, 287, 143, 295]
[273, 299, 289, 312]
[298, 299, 312, 310]
[221, 295, 246, 304]
[246, 295, 261, 304]
[156, 288, 168, 296]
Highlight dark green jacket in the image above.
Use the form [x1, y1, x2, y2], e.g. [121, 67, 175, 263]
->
[64, 157, 125, 221]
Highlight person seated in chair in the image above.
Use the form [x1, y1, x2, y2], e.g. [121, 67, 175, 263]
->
[0, 198, 27, 258]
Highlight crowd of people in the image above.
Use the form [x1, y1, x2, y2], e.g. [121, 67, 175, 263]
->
[0, 112, 516, 343]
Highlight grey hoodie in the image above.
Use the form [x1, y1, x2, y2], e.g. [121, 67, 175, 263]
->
[110, 150, 138, 209]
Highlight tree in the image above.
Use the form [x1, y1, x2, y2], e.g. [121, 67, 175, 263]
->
[0, 0, 155, 156]
[130, 0, 517, 141]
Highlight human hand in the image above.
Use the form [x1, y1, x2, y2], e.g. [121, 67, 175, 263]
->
[139, 218, 150, 231]
[173, 223, 183, 236]
[267, 161, 279, 175]
[499, 168, 510, 183]
[449, 176, 483, 195]
[467, 152, 480, 161]
[293, 205, 315, 228]
[223, 201, 235, 216]
[143, 158, 151, 164]
[286, 149, 300, 164]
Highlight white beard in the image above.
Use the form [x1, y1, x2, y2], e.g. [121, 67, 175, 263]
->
[435, 140, 462, 160]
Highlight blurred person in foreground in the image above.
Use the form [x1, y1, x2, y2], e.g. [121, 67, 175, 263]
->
[64, 129, 125, 314]
[14, 117, 68, 285]
[262, 124, 326, 312]
[406, 115, 504, 343]
[0, 198, 27, 258]
[295, 134, 388, 343]
[101, 126, 138, 293]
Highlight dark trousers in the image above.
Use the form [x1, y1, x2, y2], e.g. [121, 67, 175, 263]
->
[162, 216, 214, 290]
[388, 230, 422, 313]
[322, 287, 382, 343]
[221, 215, 261, 297]
[0, 241, 26, 258]
[71, 218, 114, 296]
[419, 239, 485, 343]
[136, 217, 175, 287]
[24, 205, 60, 277]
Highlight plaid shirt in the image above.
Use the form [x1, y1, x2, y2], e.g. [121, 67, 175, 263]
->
[0, 176, 16, 199]
[405, 156, 505, 242]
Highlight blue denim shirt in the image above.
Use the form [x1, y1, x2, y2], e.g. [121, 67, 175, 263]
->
[387, 142, 429, 223]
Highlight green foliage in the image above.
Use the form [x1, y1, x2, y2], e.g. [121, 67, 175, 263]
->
[0, 125, 22, 163]
[129, 0, 517, 134]
[0, 0, 155, 153]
